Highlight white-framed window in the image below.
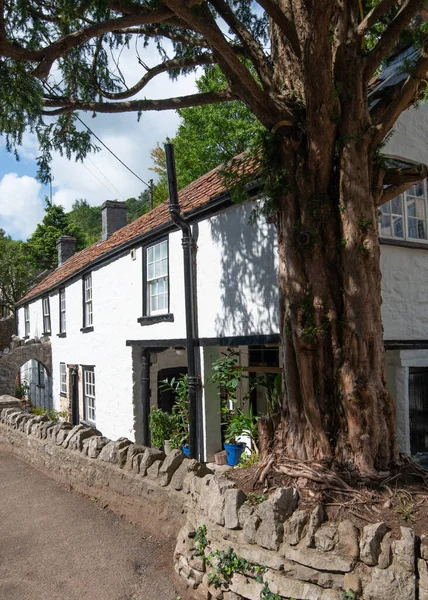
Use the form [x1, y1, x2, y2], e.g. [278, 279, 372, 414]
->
[83, 367, 96, 423]
[380, 180, 428, 242]
[146, 240, 168, 315]
[60, 362, 67, 395]
[42, 297, 51, 334]
[59, 289, 66, 333]
[24, 305, 30, 337]
[83, 274, 93, 327]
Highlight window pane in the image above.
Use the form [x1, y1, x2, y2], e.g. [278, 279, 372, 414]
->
[160, 241, 167, 259]
[391, 196, 403, 215]
[147, 263, 154, 279]
[380, 214, 392, 237]
[155, 244, 161, 260]
[380, 203, 391, 215]
[392, 216, 404, 238]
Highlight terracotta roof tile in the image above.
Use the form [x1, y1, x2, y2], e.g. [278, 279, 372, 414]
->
[18, 157, 253, 305]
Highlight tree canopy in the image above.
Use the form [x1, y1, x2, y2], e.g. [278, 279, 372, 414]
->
[3, 0, 428, 473]
[27, 199, 86, 270]
[0, 231, 36, 313]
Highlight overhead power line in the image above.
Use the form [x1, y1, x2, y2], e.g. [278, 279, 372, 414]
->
[42, 80, 151, 190]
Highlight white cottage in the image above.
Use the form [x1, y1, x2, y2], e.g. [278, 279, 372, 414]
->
[16, 105, 428, 461]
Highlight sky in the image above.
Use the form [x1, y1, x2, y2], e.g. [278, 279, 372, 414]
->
[0, 42, 199, 241]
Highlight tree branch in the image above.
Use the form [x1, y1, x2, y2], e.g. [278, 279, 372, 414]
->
[162, 0, 284, 127]
[356, 0, 398, 37]
[364, 0, 423, 82]
[42, 89, 235, 115]
[255, 0, 301, 59]
[111, 26, 209, 48]
[379, 164, 428, 204]
[371, 40, 428, 145]
[209, 0, 273, 89]
[95, 53, 218, 100]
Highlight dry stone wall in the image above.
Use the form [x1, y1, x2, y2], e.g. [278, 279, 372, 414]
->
[0, 395, 426, 600]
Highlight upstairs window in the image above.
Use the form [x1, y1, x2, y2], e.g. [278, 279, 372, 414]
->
[146, 240, 168, 315]
[380, 181, 428, 242]
[83, 274, 93, 327]
[60, 362, 67, 395]
[83, 367, 96, 423]
[42, 297, 51, 334]
[59, 289, 66, 333]
[24, 305, 30, 337]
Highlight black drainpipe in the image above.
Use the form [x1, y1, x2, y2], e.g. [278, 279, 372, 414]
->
[141, 348, 151, 447]
[165, 143, 200, 460]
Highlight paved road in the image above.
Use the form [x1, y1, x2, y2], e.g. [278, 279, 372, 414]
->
[0, 452, 188, 600]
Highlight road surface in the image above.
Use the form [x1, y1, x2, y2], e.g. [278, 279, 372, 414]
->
[0, 452, 188, 600]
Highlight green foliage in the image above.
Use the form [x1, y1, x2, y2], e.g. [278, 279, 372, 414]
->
[148, 406, 179, 449]
[27, 198, 86, 270]
[193, 524, 209, 558]
[159, 375, 189, 448]
[260, 583, 282, 600]
[395, 493, 418, 522]
[342, 590, 356, 600]
[207, 546, 266, 588]
[237, 450, 260, 468]
[150, 66, 262, 203]
[68, 199, 101, 246]
[29, 407, 68, 422]
[15, 378, 30, 400]
[256, 373, 282, 417]
[0, 231, 36, 312]
[244, 492, 266, 505]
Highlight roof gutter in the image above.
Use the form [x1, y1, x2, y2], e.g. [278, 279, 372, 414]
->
[165, 143, 202, 461]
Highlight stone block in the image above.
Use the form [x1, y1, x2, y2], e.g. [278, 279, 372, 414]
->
[392, 527, 415, 573]
[343, 572, 362, 596]
[56, 428, 71, 445]
[40, 421, 56, 440]
[283, 546, 355, 572]
[171, 458, 212, 491]
[224, 489, 246, 529]
[283, 559, 343, 589]
[271, 487, 299, 517]
[98, 438, 132, 466]
[418, 558, 428, 590]
[124, 444, 147, 472]
[158, 448, 184, 486]
[243, 512, 260, 545]
[378, 532, 392, 569]
[306, 505, 324, 548]
[238, 503, 254, 529]
[139, 447, 165, 476]
[360, 522, 389, 566]
[421, 536, 428, 560]
[204, 476, 236, 526]
[336, 520, 359, 559]
[255, 501, 284, 551]
[363, 567, 415, 600]
[50, 422, 72, 443]
[62, 424, 87, 449]
[265, 569, 342, 600]
[284, 509, 307, 546]
[147, 459, 163, 479]
[315, 525, 337, 552]
[229, 573, 264, 599]
[69, 427, 102, 452]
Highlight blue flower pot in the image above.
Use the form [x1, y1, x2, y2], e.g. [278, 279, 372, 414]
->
[182, 445, 190, 457]
[224, 442, 246, 466]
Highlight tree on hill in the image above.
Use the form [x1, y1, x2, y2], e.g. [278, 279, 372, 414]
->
[151, 66, 261, 203]
[0, 230, 36, 313]
[28, 199, 86, 270]
[68, 199, 102, 246]
[2, 1, 428, 474]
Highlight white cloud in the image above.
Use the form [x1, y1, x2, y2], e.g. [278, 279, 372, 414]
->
[0, 173, 44, 239]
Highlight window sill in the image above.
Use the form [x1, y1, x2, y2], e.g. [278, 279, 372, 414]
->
[60, 392, 67, 398]
[80, 326, 94, 333]
[43, 332, 51, 337]
[138, 313, 174, 326]
[23, 335, 29, 340]
[379, 237, 428, 251]
[80, 419, 96, 428]
[57, 332, 67, 338]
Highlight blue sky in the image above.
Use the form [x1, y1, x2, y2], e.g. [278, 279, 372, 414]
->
[0, 45, 198, 241]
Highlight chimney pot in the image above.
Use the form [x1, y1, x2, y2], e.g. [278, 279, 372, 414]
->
[101, 200, 127, 240]
[56, 235, 76, 266]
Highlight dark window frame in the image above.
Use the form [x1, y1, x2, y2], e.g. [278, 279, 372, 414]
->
[37, 362, 45, 387]
[42, 296, 51, 335]
[142, 237, 170, 318]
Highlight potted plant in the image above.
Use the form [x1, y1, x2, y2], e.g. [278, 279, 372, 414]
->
[160, 375, 190, 455]
[149, 406, 176, 452]
[210, 350, 259, 466]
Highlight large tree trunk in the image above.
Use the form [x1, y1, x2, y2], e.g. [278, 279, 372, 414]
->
[267, 17, 399, 474]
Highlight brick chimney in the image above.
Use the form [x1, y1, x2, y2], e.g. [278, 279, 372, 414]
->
[101, 200, 127, 241]
[57, 235, 76, 266]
